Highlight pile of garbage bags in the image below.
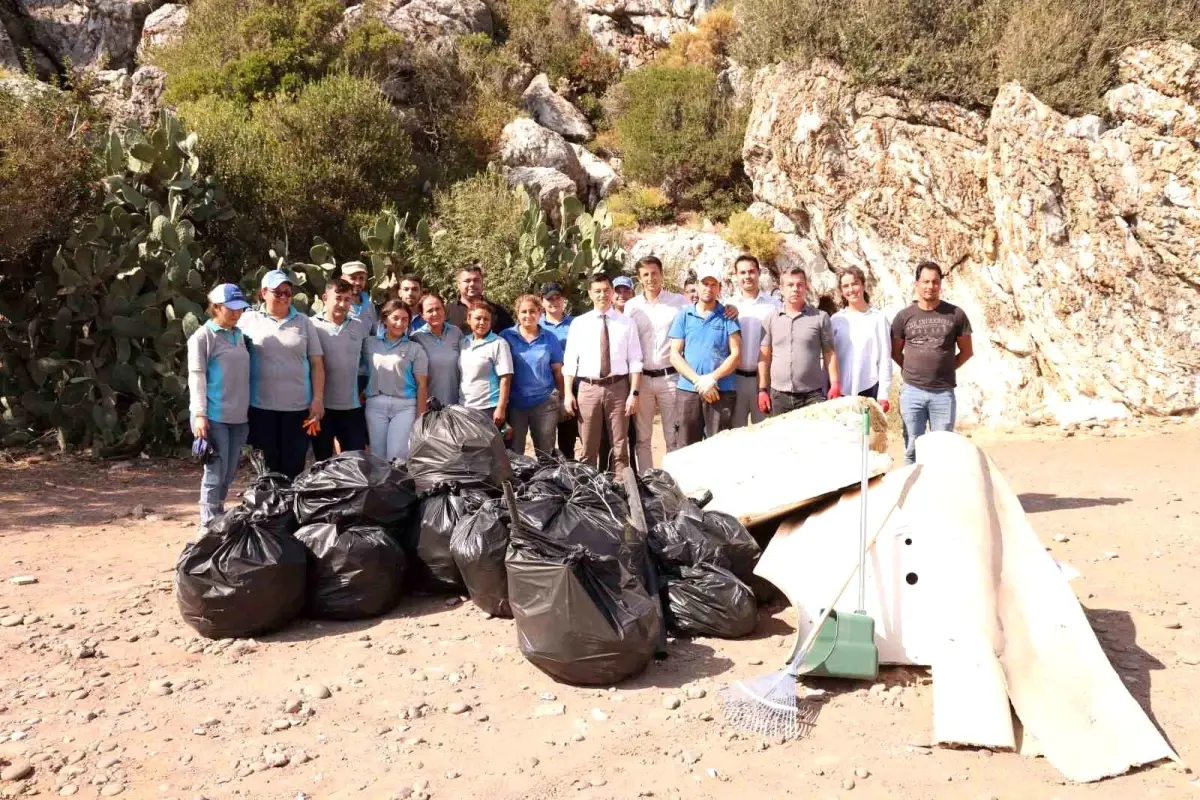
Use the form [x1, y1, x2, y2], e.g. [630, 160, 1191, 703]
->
[174, 404, 763, 686]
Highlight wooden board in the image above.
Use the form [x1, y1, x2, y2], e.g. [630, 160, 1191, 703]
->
[661, 398, 892, 526]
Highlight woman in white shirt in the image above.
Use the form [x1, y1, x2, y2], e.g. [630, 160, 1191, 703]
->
[831, 267, 892, 412]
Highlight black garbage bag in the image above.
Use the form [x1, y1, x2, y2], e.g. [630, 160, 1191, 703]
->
[508, 453, 540, 484]
[237, 450, 298, 537]
[291, 451, 417, 526]
[412, 486, 491, 591]
[295, 522, 407, 620]
[650, 504, 761, 583]
[450, 498, 511, 617]
[664, 563, 758, 638]
[506, 495, 660, 685]
[176, 504, 308, 639]
[637, 469, 689, 529]
[407, 403, 512, 492]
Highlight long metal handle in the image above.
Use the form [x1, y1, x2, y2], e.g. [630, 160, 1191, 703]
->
[857, 409, 869, 614]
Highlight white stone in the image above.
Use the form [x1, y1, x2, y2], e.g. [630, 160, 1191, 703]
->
[522, 73, 593, 142]
[500, 118, 588, 193]
[137, 3, 188, 59]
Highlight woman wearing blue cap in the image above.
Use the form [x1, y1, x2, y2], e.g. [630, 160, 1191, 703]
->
[188, 284, 251, 528]
[237, 269, 325, 478]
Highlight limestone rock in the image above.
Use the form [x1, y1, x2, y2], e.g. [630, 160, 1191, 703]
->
[572, 144, 621, 204]
[499, 117, 588, 194]
[522, 73, 593, 143]
[625, 227, 744, 290]
[740, 47, 1200, 426]
[136, 2, 186, 59]
[574, 0, 714, 69]
[17, 0, 164, 71]
[347, 0, 491, 53]
[506, 166, 578, 221]
[85, 64, 163, 130]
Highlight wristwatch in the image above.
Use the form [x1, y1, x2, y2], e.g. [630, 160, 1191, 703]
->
[758, 388, 769, 393]
[631, 390, 640, 397]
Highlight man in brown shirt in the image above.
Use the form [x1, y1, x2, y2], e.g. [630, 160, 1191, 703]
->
[890, 260, 973, 464]
[757, 267, 841, 415]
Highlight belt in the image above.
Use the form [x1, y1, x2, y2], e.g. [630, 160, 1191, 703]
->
[735, 369, 757, 378]
[580, 374, 629, 387]
[642, 367, 676, 378]
[773, 388, 825, 398]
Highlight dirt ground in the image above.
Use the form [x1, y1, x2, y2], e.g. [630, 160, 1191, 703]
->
[0, 419, 1197, 800]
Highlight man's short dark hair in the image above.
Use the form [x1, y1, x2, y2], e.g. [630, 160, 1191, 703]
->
[460, 264, 483, 277]
[781, 266, 808, 281]
[635, 255, 663, 272]
[589, 273, 613, 288]
[734, 254, 760, 271]
[915, 260, 943, 281]
[399, 272, 422, 287]
[326, 277, 354, 295]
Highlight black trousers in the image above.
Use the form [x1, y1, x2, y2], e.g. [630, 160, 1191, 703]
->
[557, 416, 578, 460]
[769, 388, 826, 416]
[679, 390, 735, 446]
[248, 407, 310, 479]
[311, 407, 369, 462]
[859, 383, 879, 400]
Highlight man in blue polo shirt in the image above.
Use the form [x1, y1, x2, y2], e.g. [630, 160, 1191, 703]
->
[668, 263, 742, 446]
[539, 282, 577, 458]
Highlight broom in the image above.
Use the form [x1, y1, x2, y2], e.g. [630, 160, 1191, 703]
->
[720, 411, 893, 740]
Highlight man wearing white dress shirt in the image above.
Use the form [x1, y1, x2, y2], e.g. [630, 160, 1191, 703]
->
[624, 255, 688, 468]
[728, 255, 782, 428]
[562, 274, 643, 472]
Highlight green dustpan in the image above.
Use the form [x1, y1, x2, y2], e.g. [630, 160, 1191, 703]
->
[799, 409, 880, 681]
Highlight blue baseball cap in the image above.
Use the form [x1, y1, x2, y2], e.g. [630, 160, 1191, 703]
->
[541, 282, 564, 298]
[260, 269, 293, 290]
[613, 276, 634, 291]
[207, 283, 249, 310]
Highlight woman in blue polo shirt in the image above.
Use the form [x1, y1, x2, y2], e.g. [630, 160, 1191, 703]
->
[363, 299, 429, 461]
[237, 270, 325, 479]
[500, 294, 564, 458]
[188, 284, 251, 528]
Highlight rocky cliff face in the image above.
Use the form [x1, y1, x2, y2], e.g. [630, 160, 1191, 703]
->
[741, 46, 1200, 426]
[571, 0, 714, 68]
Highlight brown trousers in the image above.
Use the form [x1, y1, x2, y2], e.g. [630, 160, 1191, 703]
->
[577, 376, 631, 472]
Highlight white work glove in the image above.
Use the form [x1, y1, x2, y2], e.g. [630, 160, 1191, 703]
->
[694, 374, 717, 394]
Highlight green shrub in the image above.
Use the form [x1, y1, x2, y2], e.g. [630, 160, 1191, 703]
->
[733, 0, 1200, 115]
[657, 6, 738, 71]
[502, 0, 619, 99]
[0, 88, 101, 268]
[427, 170, 526, 301]
[179, 73, 419, 259]
[608, 65, 746, 209]
[723, 211, 782, 264]
[607, 184, 674, 230]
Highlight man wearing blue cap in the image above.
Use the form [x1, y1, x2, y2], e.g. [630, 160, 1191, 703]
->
[188, 284, 251, 528]
[539, 281, 577, 458]
[238, 269, 325, 478]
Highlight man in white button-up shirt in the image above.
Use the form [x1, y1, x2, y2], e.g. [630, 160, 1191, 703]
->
[624, 255, 688, 468]
[728, 255, 782, 427]
[563, 274, 643, 472]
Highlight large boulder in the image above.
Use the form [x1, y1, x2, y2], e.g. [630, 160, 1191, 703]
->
[522, 73, 593, 143]
[16, 0, 163, 70]
[572, 143, 621, 204]
[499, 117, 588, 194]
[575, 0, 713, 69]
[136, 1, 186, 59]
[506, 166, 578, 222]
[85, 63, 163, 129]
[345, 0, 491, 53]
[741, 47, 1200, 426]
[625, 227, 744, 291]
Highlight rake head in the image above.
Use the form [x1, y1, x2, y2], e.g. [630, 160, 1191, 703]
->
[718, 669, 822, 741]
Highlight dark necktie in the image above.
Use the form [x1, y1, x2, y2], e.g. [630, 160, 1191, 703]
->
[599, 313, 611, 378]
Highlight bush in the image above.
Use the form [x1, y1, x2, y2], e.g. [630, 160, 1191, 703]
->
[723, 211, 782, 265]
[608, 65, 746, 210]
[607, 184, 674, 230]
[179, 74, 419, 258]
[501, 0, 619, 99]
[426, 170, 526, 301]
[0, 87, 100, 268]
[733, 0, 1200, 115]
[656, 6, 738, 71]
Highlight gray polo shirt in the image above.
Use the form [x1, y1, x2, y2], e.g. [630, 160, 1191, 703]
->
[311, 314, 368, 410]
[350, 291, 378, 336]
[413, 324, 464, 407]
[187, 320, 250, 424]
[459, 332, 514, 410]
[237, 307, 324, 412]
[364, 332, 428, 402]
[761, 306, 834, 394]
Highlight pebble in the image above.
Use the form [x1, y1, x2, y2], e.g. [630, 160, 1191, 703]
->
[283, 698, 303, 714]
[539, 691, 557, 701]
[681, 751, 701, 765]
[265, 752, 289, 769]
[662, 696, 682, 710]
[1052, 534, 1069, 543]
[59, 785, 79, 796]
[1179, 653, 1200, 666]
[589, 777, 607, 787]
[97, 756, 120, 770]
[303, 684, 332, 700]
[591, 709, 608, 722]
[445, 769, 461, 779]
[533, 703, 565, 718]
[1103, 551, 1119, 560]
[842, 778, 856, 790]
[746, 659, 763, 666]
[1165, 622, 1183, 630]
[854, 767, 870, 779]
[100, 785, 125, 797]
[685, 687, 707, 700]
[8, 576, 37, 586]
[1, 760, 33, 781]
[0, 614, 23, 627]
[446, 701, 470, 715]
[386, 646, 406, 656]
[150, 685, 173, 697]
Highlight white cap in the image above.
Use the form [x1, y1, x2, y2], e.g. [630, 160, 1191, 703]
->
[694, 262, 724, 284]
[341, 261, 368, 276]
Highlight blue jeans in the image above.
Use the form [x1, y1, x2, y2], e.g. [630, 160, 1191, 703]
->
[899, 385, 956, 465]
[199, 421, 250, 527]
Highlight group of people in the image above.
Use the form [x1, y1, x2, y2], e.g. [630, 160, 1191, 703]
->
[186, 254, 972, 527]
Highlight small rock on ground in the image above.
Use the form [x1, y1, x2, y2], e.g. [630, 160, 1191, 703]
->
[1, 760, 33, 781]
[663, 696, 682, 710]
[303, 684, 332, 700]
[842, 778, 856, 790]
[533, 703, 565, 718]
[446, 701, 470, 715]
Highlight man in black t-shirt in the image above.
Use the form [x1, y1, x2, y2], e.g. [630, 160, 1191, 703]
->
[446, 264, 516, 334]
[891, 261, 974, 464]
